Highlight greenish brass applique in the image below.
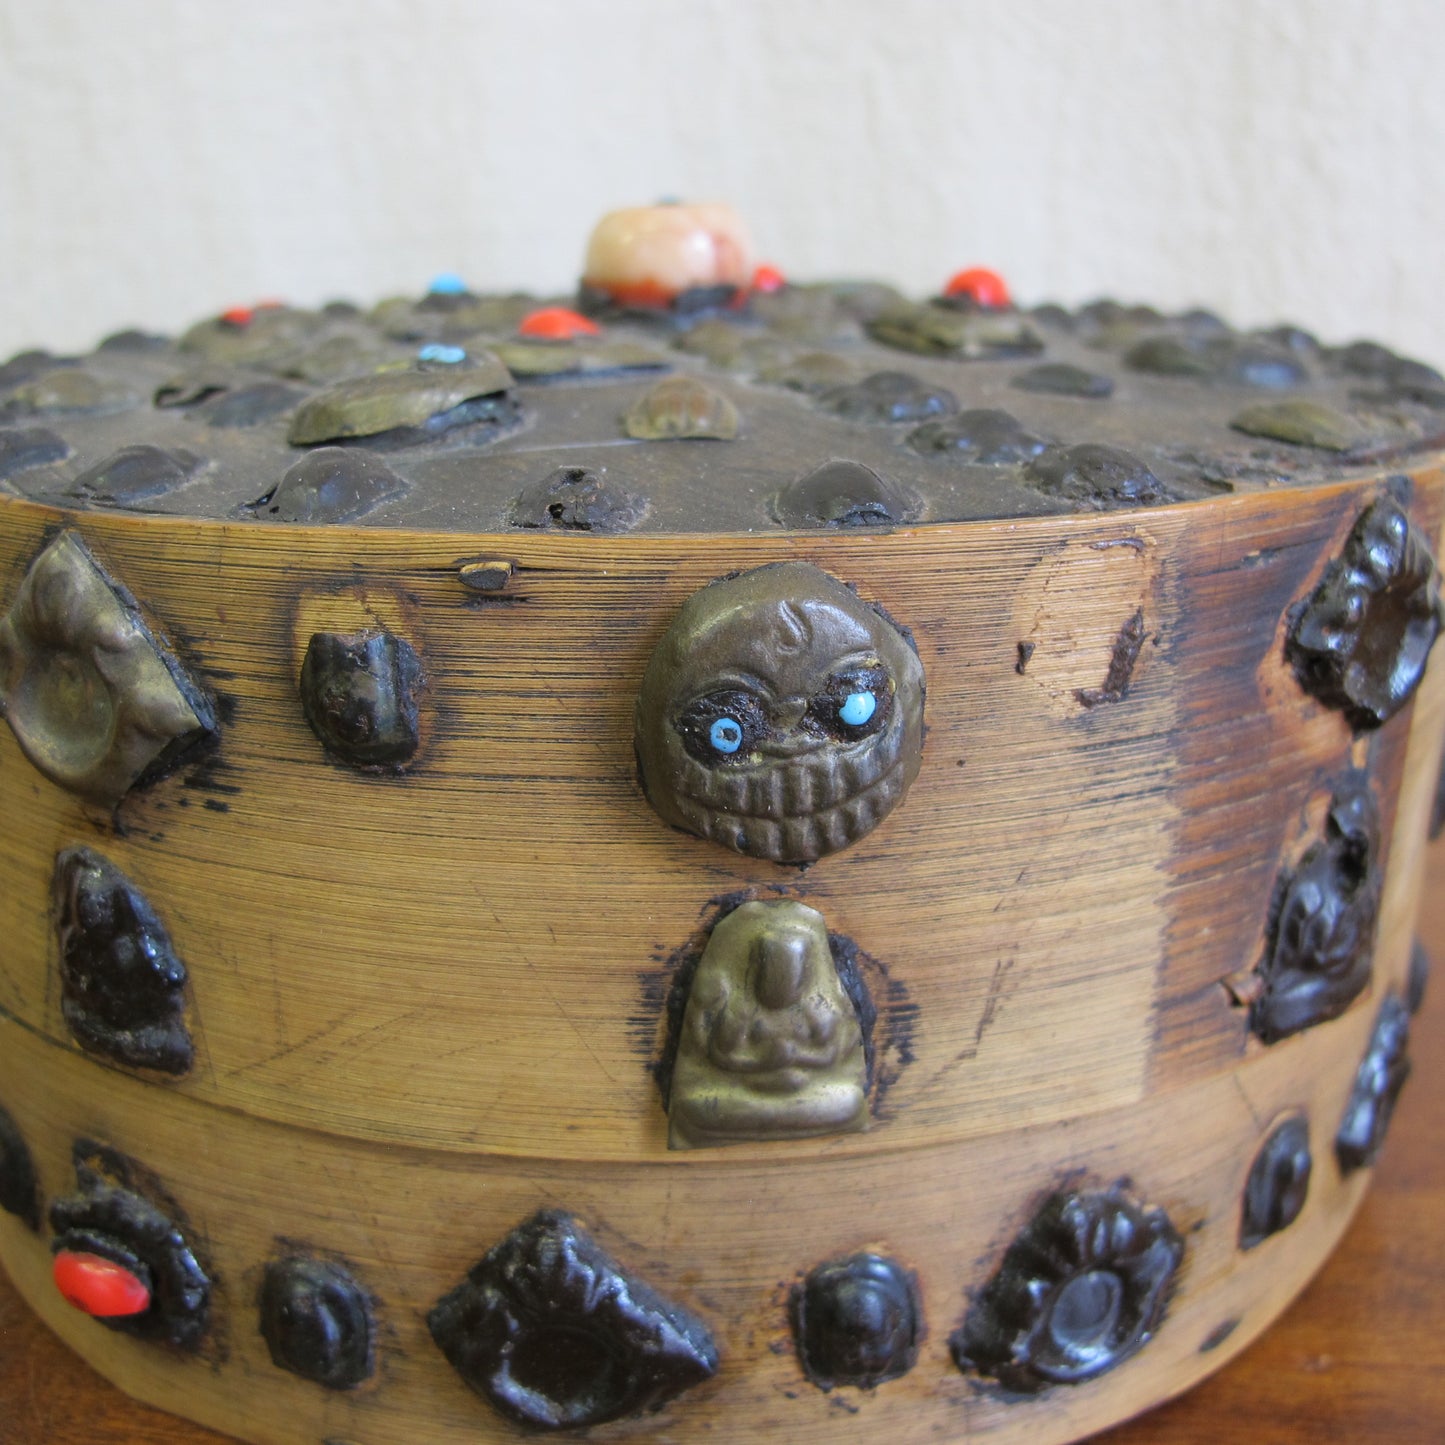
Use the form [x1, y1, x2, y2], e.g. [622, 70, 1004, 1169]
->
[636, 561, 925, 863]
[0, 531, 214, 804]
[668, 899, 870, 1150]
[623, 375, 739, 440]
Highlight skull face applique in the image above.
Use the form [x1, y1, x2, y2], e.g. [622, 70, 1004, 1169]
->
[636, 562, 925, 862]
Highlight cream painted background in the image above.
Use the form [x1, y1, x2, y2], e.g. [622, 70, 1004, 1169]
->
[1, 0, 1442, 363]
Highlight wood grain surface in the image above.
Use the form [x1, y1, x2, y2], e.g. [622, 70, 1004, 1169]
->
[0, 482, 1436, 1164]
[0, 479, 1441, 1445]
[1, 836, 1440, 1445]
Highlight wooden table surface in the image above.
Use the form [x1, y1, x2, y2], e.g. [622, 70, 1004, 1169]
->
[3, 845, 1442, 1445]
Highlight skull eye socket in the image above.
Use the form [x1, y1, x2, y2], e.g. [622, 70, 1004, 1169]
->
[674, 690, 769, 766]
[807, 667, 892, 739]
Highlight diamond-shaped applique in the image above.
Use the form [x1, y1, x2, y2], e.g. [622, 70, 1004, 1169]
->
[428, 1209, 718, 1430]
[0, 531, 215, 804]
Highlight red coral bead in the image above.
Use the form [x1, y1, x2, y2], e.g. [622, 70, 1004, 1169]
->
[518, 307, 601, 340]
[944, 267, 1012, 308]
[219, 305, 253, 328]
[594, 278, 677, 309]
[751, 264, 786, 294]
[53, 1250, 152, 1318]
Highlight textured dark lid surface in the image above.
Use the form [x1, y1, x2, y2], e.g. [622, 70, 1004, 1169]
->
[2, 286, 1443, 533]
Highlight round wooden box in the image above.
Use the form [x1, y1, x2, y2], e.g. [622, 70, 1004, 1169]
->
[0, 216, 1442, 1443]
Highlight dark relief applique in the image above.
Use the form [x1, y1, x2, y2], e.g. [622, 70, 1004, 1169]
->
[1250, 777, 1380, 1043]
[1336, 995, 1412, 1175]
[260, 1255, 374, 1389]
[636, 562, 926, 863]
[299, 630, 423, 769]
[508, 466, 649, 532]
[428, 1209, 718, 1431]
[951, 1185, 1183, 1393]
[792, 1252, 921, 1390]
[1240, 1117, 1313, 1249]
[1285, 497, 1443, 729]
[771, 459, 920, 529]
[818, 370, 957, 425]
[48, 1142, 211, 1350]
[0, 1101, 41, 1231]
[53, 847, 193, 1075]
[1024, 444, 1169, 510]
[247, 447, 408, 523]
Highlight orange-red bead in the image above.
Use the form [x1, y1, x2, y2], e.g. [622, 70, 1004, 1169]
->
[53, 1250, 152, 1318]
[219, 305, 253, 328]
[518, 307, 602, 340]
[751, 264, 787, 294]
[944, 267, 1012, 308]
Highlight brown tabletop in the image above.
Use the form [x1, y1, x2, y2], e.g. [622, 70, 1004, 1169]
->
[3, 845, 1443, 1445]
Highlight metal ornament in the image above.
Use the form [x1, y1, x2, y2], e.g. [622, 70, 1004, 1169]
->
[0, 531, 214, 804]
[636, 562, 925, 863]
[667, 899, 872, 1150]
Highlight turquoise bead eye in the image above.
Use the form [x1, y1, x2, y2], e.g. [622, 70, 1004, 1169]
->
[710, 717, 744, 754]
[418, 342, 467, 364]
[839, 691, 877, 727]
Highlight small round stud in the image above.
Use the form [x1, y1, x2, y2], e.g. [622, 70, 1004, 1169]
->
[518, 307, 601, 340]
[944, 267, 1012, 308]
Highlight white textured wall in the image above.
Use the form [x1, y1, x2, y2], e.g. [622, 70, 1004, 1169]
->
[2, 0, 1443, 363]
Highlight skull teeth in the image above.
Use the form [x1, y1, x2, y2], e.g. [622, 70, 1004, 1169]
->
[678, 756, 907, 863]
[679, 725, 905, 822]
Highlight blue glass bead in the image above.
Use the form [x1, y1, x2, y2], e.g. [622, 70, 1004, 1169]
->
[839, 691, 877, 727]
[709, 717, 744, 754]
[427, 272, 467, 296]
[418, 343, 467, 365]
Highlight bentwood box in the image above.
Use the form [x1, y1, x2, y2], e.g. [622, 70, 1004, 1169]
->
[0, 203, 1441, 1444]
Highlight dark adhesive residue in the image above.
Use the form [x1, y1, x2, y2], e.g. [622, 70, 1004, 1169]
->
[1075, 608, 1147, 707]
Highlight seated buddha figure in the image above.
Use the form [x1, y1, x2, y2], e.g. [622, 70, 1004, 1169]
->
[668, 900, 870, 1150]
